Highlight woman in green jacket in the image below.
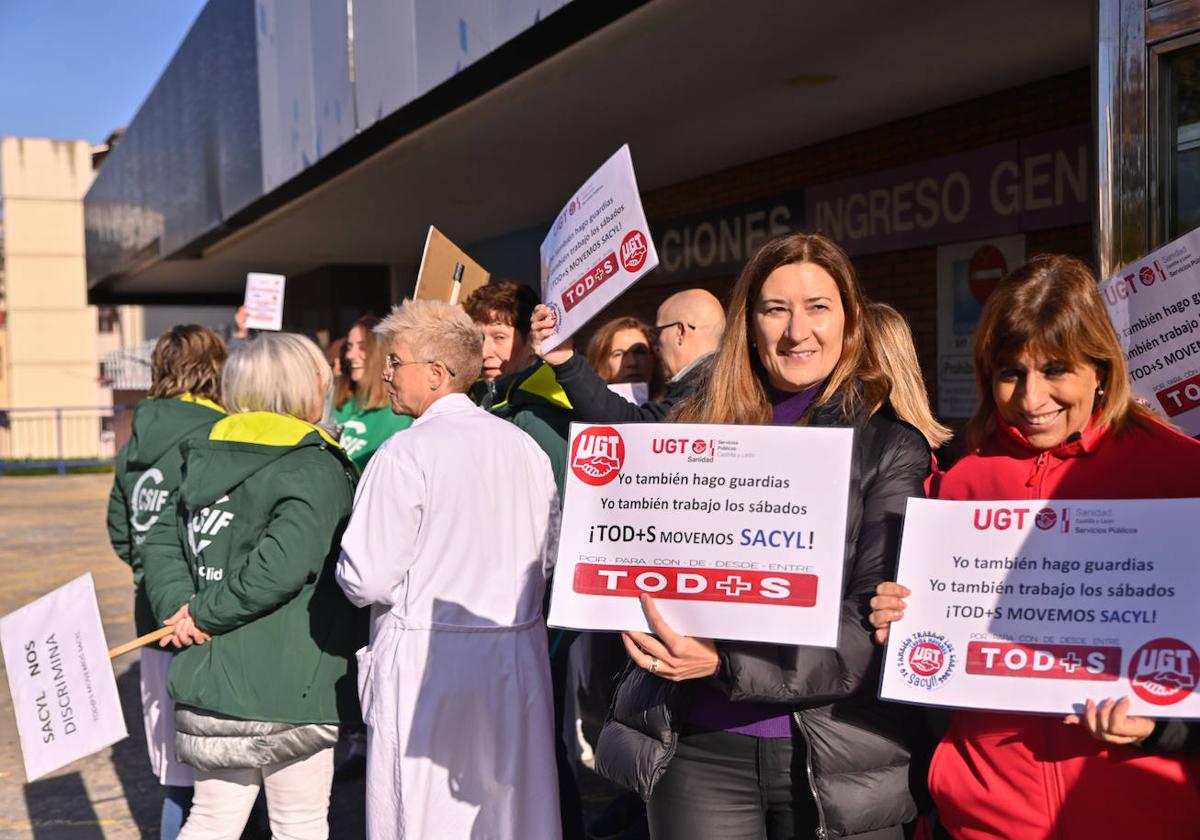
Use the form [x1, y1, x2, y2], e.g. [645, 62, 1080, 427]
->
[334, 315, 412, 470]
[107, 325, 227, 840]
[142, 332, 364, 840]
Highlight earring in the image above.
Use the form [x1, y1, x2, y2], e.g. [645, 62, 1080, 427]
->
[1096, 386, 1105, 397]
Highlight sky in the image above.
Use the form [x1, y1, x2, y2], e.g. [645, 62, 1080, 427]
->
[0, 1, 207, 144]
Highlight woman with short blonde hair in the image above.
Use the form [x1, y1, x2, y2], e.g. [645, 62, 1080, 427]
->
[143, 331, 363, 840]
[374, 297, 484, 391]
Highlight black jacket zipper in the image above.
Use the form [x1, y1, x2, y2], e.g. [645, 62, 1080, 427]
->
[794, 710, 829, 839]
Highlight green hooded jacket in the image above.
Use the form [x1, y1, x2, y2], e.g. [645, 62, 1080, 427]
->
[141, 411, 365, 725]
[107, 395, 225, 636]
[333, 401, 412, 470]
[471, 361, 572, 497]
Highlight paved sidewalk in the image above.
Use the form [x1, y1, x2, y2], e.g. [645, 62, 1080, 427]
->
[0, 474, 154, 839]
[0, 474, 628, 839]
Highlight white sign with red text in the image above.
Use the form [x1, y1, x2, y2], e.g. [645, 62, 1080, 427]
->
[539, 146, 659, 352]
[243, 272, 286, 331]
[1102, 227, 1200, 436]
[547, 422, 853, 645]
[0, 574, 127, 781]
[880, 498, 1200, 718]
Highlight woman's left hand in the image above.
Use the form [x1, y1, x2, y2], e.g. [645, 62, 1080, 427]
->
[1064, 696, 1155, 746]
[623, 594, 719, 682]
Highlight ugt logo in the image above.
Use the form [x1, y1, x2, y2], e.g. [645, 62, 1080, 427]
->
[571, 426, 624, 486]
[1129, 637, 1199, 706]
[620, 230, 648, 273]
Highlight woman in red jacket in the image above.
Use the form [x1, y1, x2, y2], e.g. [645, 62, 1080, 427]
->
[870, 253, 1200, 839]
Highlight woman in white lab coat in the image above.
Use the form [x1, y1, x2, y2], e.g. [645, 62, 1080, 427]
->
[336, 298, 561, 840]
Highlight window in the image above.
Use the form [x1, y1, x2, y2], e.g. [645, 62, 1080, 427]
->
[1157, 42, 1200, 241]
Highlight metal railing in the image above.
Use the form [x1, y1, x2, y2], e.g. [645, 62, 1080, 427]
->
[0, 406, 131, 476]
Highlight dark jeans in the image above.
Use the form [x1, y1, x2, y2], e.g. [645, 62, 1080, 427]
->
[648, 728, 903, 840]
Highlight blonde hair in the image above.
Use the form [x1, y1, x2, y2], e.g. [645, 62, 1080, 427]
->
[149, 325, 227, 401]
[674, 232, 888, 424]
[968, 253, 1155, 449]
[374, 299, 483, 392]
[222, 333, 331, 420]
[866, 302, 952, 448]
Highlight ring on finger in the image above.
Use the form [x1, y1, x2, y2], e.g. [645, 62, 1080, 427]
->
[648, 657, 660, 674]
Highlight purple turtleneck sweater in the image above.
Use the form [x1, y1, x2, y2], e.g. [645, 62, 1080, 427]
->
[686, 383, 821, 738]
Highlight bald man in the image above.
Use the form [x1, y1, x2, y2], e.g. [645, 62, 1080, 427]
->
[530, 288, 725, 423]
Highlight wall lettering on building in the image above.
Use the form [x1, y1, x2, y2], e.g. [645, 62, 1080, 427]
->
[649, 194, 804, 284]
[806, 126, 1089, 257]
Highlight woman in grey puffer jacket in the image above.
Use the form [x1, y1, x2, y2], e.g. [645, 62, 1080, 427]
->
[593, 233, 931, 840]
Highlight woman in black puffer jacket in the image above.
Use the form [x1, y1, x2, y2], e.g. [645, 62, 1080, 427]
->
[593, 232, 932, 840]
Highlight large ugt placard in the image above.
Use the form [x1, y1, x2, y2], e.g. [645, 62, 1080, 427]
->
[880, 498, 1200, 717]
[547, 423, 854, 646]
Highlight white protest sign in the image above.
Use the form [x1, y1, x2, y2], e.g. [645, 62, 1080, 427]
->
[606, 381, 649, 405]
[540, 146, 659, 352]
[243, 272, 287, 331]
[881, 498, 1200, 718]
[1102, 228, 1200, 435]
[547, 422, 853, 646]
[0, 574, 127, 781]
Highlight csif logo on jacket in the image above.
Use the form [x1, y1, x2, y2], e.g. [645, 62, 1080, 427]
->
[130, 468, 169, 538]
[187, 495, 234, 580]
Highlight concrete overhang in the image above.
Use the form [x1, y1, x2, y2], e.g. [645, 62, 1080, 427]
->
[87, 0, 1092, 302]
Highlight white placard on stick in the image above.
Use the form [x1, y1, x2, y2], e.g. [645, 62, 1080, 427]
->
[880, 498, 1200, 718]
[0, 574, 127, 781]
[547, 422, 853, 646]
[1102, 227, 1200, 436]
[539, 146, 659, 352]
[243, 272, 287, 331]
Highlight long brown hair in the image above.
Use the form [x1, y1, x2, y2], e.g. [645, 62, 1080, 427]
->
[585, 316, 665, 395]
[149, 325, 227, 402]
[674, 232, 887, 424]
[866, 302, 951, 448]
[967, 253, 1154, 448]
[335, 315, 391, 411]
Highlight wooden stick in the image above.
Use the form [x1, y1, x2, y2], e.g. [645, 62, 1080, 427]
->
[108, 626, 174, 660]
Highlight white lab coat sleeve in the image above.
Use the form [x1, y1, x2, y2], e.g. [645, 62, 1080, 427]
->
[543, 472, 561, 579]
[336, 442, 425, 608]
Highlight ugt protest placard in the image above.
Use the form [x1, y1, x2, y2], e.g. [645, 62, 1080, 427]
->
[0, 574, 127, 781]
[1102, 227, 1200, 435]
[243, 272, 286, 331]
[539, 145, 659, 352]
[547, 423, 853, 646]
[880, 498, 1200, 718]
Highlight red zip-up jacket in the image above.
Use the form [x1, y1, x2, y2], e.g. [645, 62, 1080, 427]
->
[927, 413, 1200, 839]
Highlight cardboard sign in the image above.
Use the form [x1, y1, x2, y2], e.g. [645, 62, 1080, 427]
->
[1102, 227, 1200, 436]
[539, 146, 659, 352]
[547, 422, 853, 646]
[0, 574, 127, 781]
[880, 498, 1200, 718]
[414, 227, 489, 305]
[243, 272, 287, 331]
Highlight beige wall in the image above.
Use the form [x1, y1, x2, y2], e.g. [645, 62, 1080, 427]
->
[1, 137, 101, 459]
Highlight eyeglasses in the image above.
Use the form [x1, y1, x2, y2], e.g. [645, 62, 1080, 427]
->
[384, 354, 457, 378]
[646, 321, 695, 345]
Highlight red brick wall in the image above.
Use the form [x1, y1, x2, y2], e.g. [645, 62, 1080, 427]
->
[586, 68, 1095, 459]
